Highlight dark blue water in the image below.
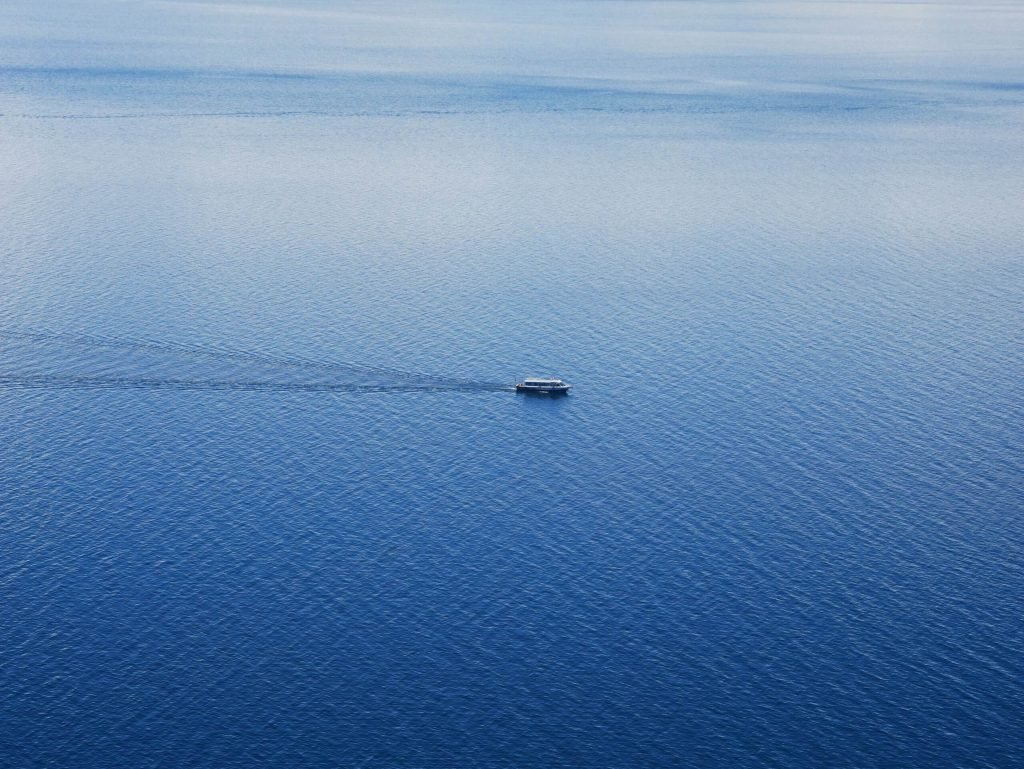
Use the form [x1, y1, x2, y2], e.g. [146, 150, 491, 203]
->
[2, 2, 1023, 767]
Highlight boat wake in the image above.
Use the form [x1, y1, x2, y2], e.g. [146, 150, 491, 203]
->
[0, 373, 512, 393]
[0, 327, 511, 394]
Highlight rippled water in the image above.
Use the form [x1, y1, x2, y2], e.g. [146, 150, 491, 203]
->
[2, 2, 1023, 767]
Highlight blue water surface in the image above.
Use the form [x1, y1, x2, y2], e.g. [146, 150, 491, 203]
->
[1, 2, 1022, 767]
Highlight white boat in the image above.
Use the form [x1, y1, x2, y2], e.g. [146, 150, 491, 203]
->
[515, 377, 572, 394]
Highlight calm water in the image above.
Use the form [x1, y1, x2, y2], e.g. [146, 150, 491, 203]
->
[2, 2, 1023, 767]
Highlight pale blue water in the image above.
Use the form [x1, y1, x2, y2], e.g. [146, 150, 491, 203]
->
[1, 2, 1023, 767]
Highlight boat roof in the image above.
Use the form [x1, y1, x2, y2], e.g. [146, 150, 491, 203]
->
[523, 377, 565, 383]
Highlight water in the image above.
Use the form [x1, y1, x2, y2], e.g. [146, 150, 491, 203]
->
[1, 2, 1023, 767]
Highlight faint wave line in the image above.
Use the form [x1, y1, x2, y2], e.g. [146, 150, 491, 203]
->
[10, 106, 674, 120]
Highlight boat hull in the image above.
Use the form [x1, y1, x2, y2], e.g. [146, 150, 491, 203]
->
[515, 384, 572, 395]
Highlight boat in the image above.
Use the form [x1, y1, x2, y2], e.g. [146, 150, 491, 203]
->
[515, 377, 572, 395]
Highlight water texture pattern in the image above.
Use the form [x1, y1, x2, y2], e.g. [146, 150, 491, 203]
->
[1, 2, 1022, 767]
